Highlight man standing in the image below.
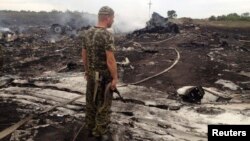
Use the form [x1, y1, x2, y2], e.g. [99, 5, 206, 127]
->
[82, 6, 118, 141]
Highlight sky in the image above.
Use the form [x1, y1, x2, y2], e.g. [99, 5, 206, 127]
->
[0, 0, 249, 31]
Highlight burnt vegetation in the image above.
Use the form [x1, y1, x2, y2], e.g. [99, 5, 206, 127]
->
[209, 12, 250, 21]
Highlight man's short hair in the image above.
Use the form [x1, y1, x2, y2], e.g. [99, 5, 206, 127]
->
[98, 6, 114, 16]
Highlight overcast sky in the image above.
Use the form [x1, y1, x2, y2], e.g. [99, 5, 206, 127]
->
[1, 0, 249, 31]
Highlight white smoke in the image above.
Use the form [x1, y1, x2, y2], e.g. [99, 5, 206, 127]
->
[0, 27, 11, 32]
[112, 14, 147, 33]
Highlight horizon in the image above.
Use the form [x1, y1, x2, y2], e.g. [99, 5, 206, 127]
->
[0, 9, 248, 19]
[1, 0, 249, 18]
[1, 0, 249, 32]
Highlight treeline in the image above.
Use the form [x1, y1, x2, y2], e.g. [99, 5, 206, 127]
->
[0, 10, 96, 27]
[209, 12, 250, 21]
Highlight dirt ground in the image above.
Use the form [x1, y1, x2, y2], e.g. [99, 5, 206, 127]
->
[0, 21, 250, 141]
[2, 23, 249, 93]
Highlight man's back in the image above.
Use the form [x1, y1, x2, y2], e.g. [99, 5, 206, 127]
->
[83, 27, 115, 75]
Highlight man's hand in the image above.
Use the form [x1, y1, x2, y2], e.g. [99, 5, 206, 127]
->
[111, 78, 118, 90]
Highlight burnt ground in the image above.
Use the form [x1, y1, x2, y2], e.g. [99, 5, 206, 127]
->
[1, 22, 250, 141]
[121, 26, 250, 94]
[0, 101, 80, 141]
[2, 25, 250, 92]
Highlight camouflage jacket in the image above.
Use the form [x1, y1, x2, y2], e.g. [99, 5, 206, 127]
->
[82, 27, 115, 77]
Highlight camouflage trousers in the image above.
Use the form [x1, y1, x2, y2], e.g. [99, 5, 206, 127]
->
[85, 75, 113, 137]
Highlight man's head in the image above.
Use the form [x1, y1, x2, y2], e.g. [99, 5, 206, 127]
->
[98, 6, 114, 28]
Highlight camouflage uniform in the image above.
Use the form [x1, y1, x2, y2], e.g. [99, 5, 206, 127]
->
[82, 26, 115, 137]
